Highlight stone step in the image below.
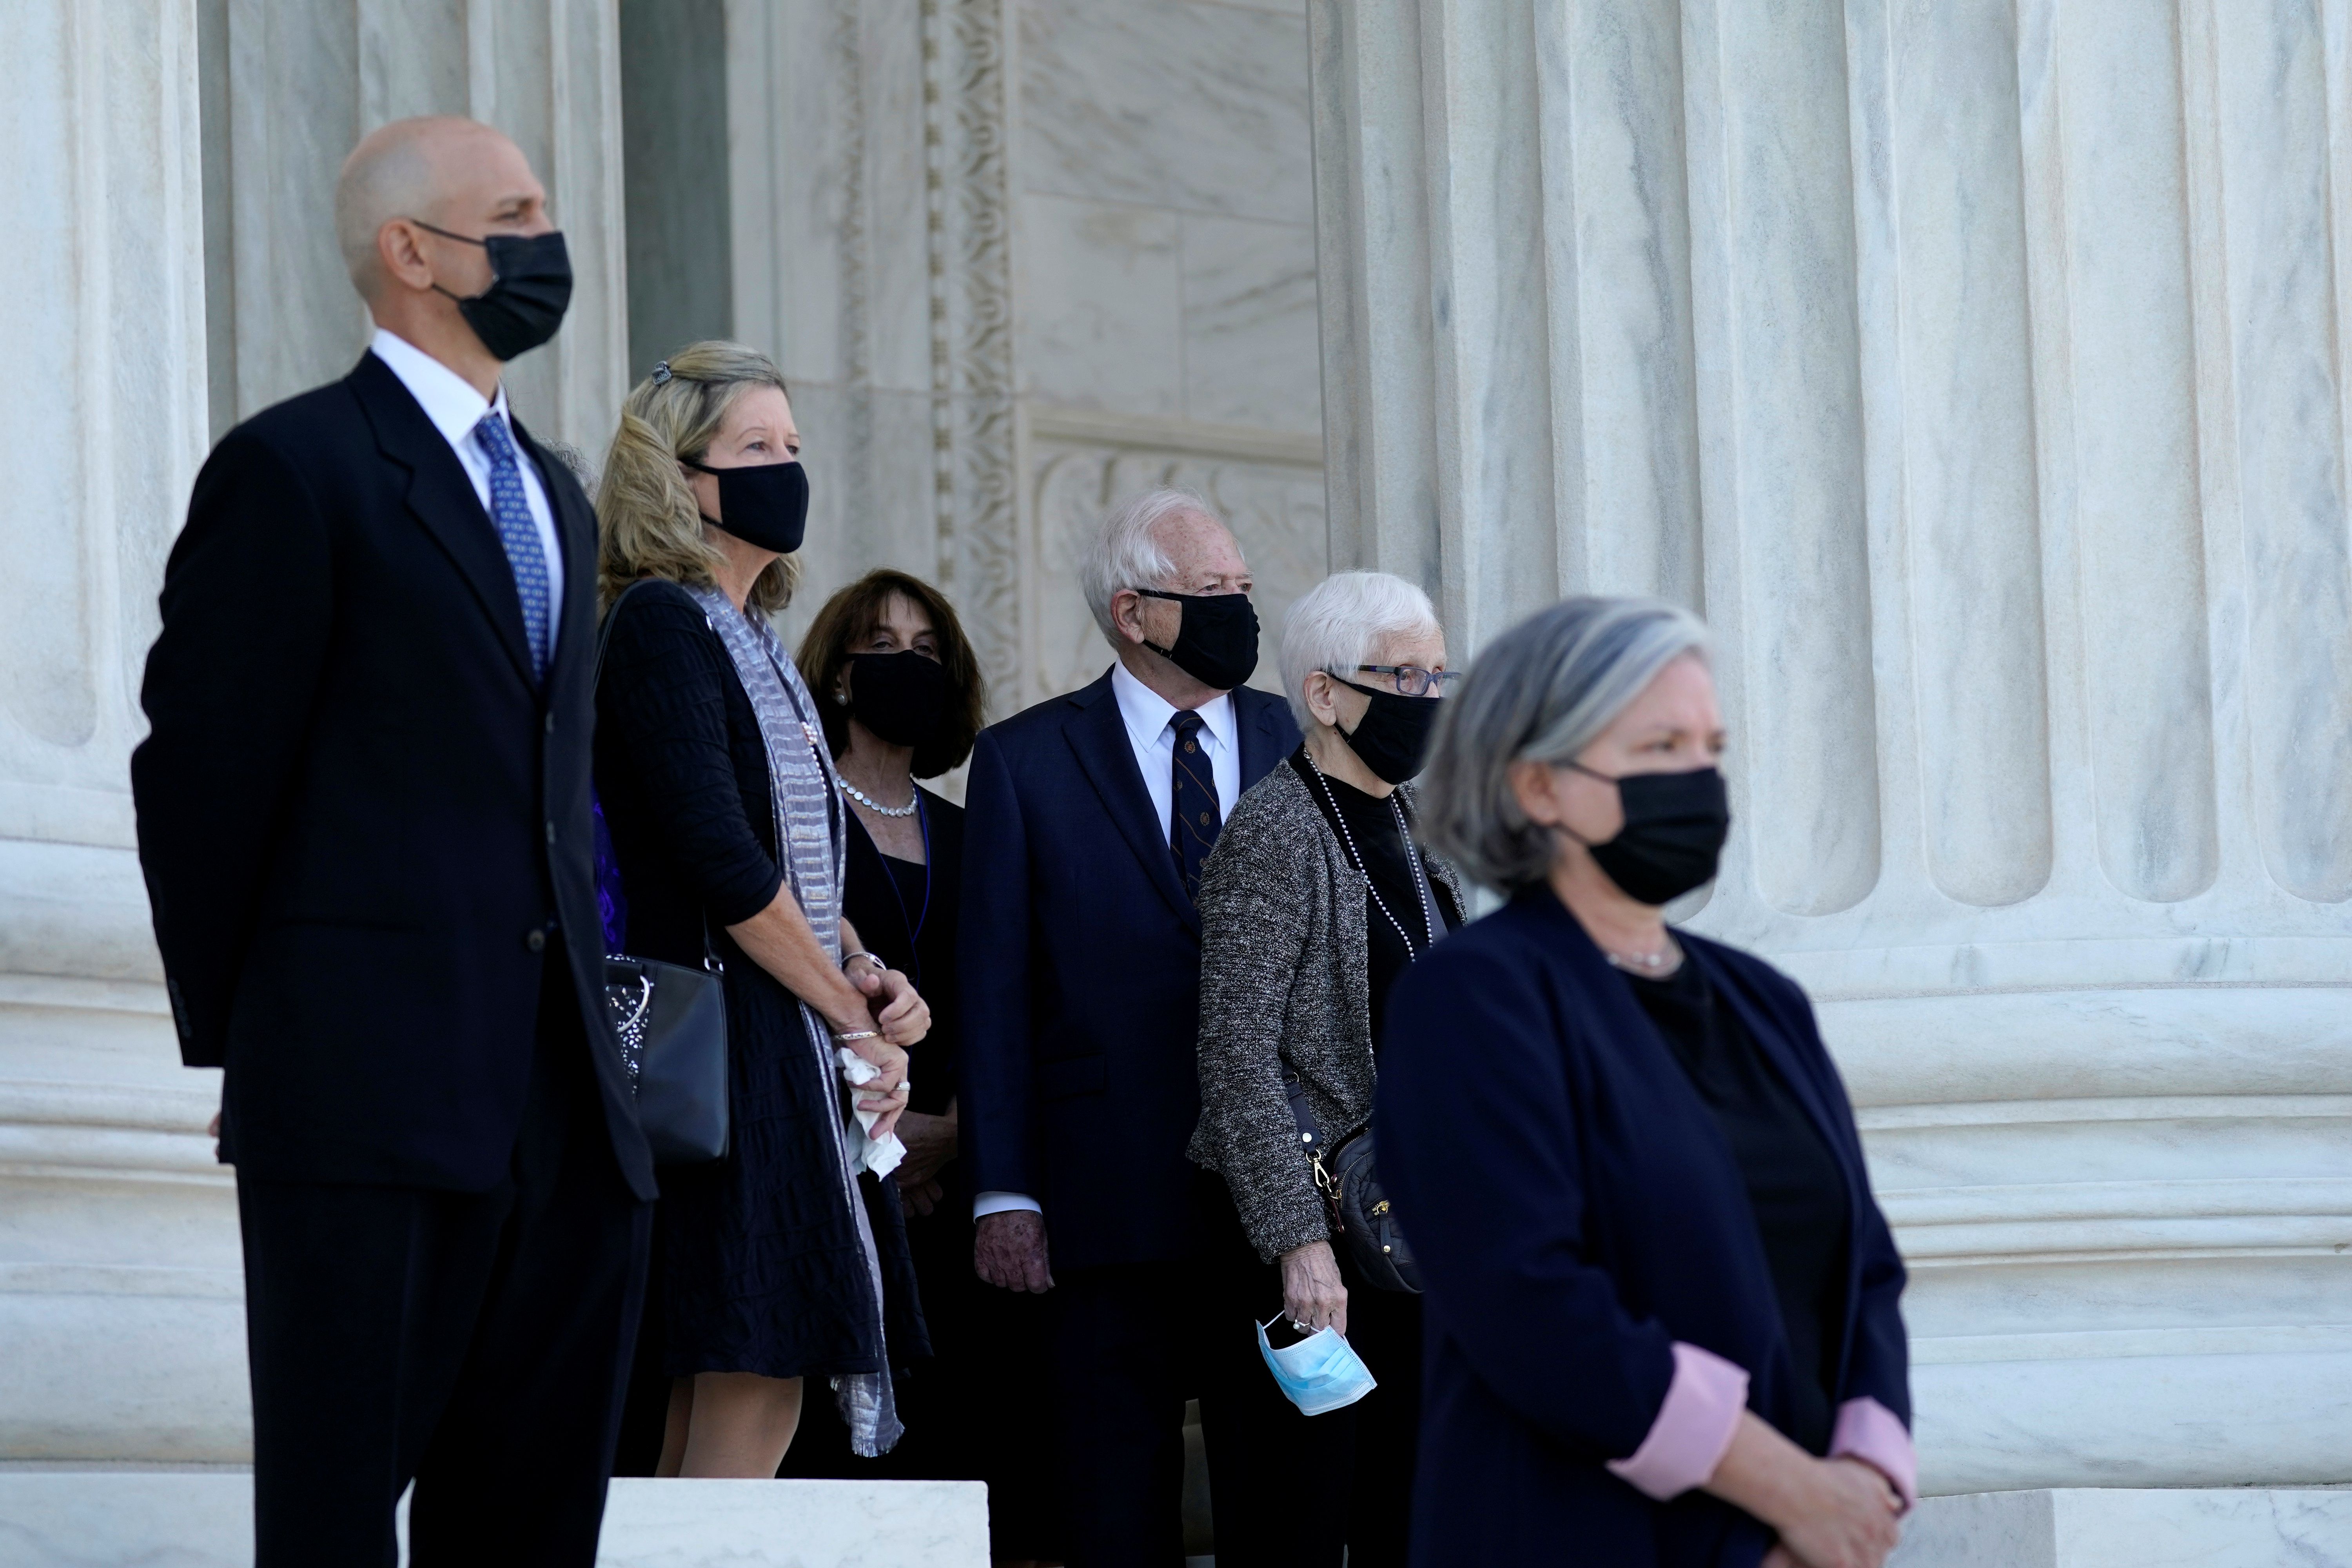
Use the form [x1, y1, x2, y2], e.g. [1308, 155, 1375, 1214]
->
[0, 1472, 989, 1566]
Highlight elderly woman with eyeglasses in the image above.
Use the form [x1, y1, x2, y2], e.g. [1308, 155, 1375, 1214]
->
[1188, 570, 1465, 1566]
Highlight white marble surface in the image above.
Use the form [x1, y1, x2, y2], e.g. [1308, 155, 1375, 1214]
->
[1890, 1488, 2352, 1568]
[1018, 0, 1312, 223]
[1308, 0, 2352, 1496]
[0, 1475, 990, 1566]
[1181, 215, 1322, 433]
[1018, 194, 1185, 415]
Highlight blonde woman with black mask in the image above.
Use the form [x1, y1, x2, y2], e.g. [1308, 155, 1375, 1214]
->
[592, 341, 932, 1477]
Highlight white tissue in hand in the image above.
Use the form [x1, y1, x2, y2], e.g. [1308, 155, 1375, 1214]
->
[836, 1047, 907, 1179]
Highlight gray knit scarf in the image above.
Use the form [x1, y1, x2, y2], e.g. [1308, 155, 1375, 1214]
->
[687, 585, 902, 1456]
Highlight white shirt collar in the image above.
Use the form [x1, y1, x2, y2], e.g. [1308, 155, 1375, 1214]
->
[370, 327, 510, 448]
[1110, 659, 1238, 754]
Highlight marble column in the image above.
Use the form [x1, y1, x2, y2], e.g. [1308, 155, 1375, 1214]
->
[0, 0, 242, 1462]
[1310, 0, 2352, 1494]
[199, 0, 629, 452]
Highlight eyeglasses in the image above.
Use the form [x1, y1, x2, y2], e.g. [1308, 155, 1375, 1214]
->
[1350, 664, 1457, 697]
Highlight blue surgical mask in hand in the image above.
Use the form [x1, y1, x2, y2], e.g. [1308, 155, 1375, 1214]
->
[1256, 1315, 1378, 1416]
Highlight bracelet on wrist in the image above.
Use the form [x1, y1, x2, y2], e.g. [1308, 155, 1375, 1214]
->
[841, 950, 886, 973]
[833, 1028, 880, 1043]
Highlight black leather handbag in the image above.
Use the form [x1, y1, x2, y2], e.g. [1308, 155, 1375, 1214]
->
[593, 582, 731, 1164]
[601, 950, 729, 1163]
[1283, 1071, 1419, 1294]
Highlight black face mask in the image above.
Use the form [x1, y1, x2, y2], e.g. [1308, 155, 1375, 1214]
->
[416, 222, 573, 361]
[1568, 763, 1731, 906]
[680, 456, 809, 554]
[1136, 588, 1259, 691]
[1334, 677, 1443, 786]
[846, 651, 953, 749]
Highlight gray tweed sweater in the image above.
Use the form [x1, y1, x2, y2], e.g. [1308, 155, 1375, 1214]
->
[1188, 756, 1464, 1263]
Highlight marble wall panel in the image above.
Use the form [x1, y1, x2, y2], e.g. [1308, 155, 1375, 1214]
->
[1017, 0, 1313, 224]
[2211, 0, 2352, 902]
[1017, 194, 1185, 415]
[1692, 0, 1880, 918]
[730, 0, 849, 385]
[1179, 215, 1321, 433]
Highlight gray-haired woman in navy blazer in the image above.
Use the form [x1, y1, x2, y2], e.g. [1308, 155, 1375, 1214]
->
[1377, 597, 1915, 1568]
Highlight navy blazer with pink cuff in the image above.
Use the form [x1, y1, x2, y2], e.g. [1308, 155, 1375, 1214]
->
[1375, 888, 1911, 1568]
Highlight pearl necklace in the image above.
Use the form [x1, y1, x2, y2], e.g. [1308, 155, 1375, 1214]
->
[1303, 753, 1436, 956]
[838, 777, 918, 818]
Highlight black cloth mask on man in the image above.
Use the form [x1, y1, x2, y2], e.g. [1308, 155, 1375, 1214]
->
[414, 222, 574, 361]
[1135, 588, 1259, 690]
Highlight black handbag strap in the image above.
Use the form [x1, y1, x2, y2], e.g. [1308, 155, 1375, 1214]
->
[593, 580, 720, 974]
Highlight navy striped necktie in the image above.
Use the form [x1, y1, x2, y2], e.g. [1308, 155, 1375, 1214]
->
[1169, 710, 1221, 901]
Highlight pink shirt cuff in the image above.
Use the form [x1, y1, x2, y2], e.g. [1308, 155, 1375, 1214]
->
[1606, 1341, 1750, 1500]
[1830, 1396, 1918, 1510]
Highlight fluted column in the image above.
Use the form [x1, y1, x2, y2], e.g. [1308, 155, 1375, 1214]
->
[0, 0, 242, 1461]
[1311, 0, 2351, 1494]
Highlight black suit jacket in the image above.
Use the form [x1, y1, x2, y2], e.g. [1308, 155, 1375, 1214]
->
[132, 350, 655, 1200]
[958, 669, 1299, 1271]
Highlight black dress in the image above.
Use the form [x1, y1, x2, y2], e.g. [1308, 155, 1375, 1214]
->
[592, 583, 925, 1461]
[1297, 753, 1461, 1568]
[775, 789, 1066, 1558]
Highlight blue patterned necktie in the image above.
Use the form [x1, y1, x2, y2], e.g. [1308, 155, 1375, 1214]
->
[473, 412, 552, 680]
[1169, 710, 1222, 902]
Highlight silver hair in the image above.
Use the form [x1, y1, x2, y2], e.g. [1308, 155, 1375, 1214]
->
[1419, 596, 1711, 893]
[1278, 570, 1443, 733]
[1079, 488, 1210, 644]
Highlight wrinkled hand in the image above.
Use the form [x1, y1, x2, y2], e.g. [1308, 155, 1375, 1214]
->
[1277, 1239, 1348, 1336]
[975, 1210, 1053, 1293]
[892, 1110, 956, 1215]
[1774, 1458, 1902, 1568]
[851, 963, 930, 1049]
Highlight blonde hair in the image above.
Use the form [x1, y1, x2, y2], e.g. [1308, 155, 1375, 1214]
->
[596, 340, 800, 614]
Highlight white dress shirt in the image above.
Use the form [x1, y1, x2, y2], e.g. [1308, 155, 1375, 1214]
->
[973, 661, 1244, 1223]
[369, 327, 565, 646]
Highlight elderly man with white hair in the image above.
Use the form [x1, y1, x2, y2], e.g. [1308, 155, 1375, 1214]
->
[132, 117, 652, 1564]
[958, 488, 1308, 1564]
[1188, 569, 1464, 1566]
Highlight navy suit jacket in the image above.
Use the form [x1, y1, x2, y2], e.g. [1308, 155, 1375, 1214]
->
[957, 668, 1300, 1272]
[132, 352, 655, 1201]
[1377, 889, 1910, 1568]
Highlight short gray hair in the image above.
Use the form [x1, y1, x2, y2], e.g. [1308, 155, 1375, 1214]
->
[1080, 488, 1206, 644]
[1419, 596, 1710, 893]
[1278, 571, 1442, 732]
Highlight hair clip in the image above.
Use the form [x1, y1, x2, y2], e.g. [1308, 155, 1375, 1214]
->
[651, 361, 673, 385]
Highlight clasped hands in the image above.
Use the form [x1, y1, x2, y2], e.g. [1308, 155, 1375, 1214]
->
[833, 955, 927, 1142]
[1709, 1411, 1904, 1568]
